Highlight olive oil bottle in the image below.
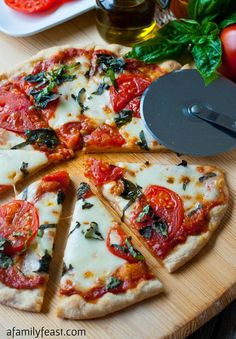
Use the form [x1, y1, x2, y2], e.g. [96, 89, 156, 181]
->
[96, 0, 157, 45]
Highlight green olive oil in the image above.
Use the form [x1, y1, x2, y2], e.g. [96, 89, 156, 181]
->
[96, 0, 157, 45]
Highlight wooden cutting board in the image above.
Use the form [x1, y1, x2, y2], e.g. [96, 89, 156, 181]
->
[0, 10, 235, 339]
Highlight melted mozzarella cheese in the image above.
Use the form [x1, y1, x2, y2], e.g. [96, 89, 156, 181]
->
[119, 118, 161, 150]
[0, 150, 48, 186]
[103, 163, 222, 214]
[61, 195, 126, 291]
[83, 78, 116, 124]
[0, 128, 33, 150]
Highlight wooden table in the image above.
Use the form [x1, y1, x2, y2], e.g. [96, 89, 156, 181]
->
[0, 9, 235, 339]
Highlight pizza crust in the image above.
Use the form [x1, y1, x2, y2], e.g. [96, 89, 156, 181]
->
[57, 279, 163, 319]
[0, 282, 45, 312]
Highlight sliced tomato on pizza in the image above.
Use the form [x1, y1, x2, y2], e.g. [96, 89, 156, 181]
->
[85, 158, 228, 272]
[0, 171, 69, 312]
[57, 182, 162, 319]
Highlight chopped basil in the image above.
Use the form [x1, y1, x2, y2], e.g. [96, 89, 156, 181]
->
[111, 237, 144, 261]
[139, 226, 152, 239]
[21, 188, 28, 201]
[20, 162, 29, 177]
[125, 237, 144, 261]
[0, 236, 10, 252]
[11, 128, 60, 150]
[37, 224, 57, 238]
[71, 88, 88, 113]
[34, 250, 51, 273]
[177, 160, 188, 167]
[188, 204, 203, 217]
[92, 83, 110, 95]
[57, 190, 65, 205]
[182, 177, 190, 191]
[136, 204, 152, 222]
[68, 222, 81, 237]
[82, 202, 94, 209]
[25, 62, 80, 109]
[114, 109, 133, 128]
[136, 130, 149, 151]
[106, 277, 123, 291]
[199, 172, 217, 183]
[106, 69, 118, 90]
[120, 178, 142, 221]
[96, 54, 126, 73]
[152, 219, 168, 238]
[77, 182, 91, 200]
[83, 222, 104, 241]
[0, 253, 13, 269]
[62, 262, 74, 276]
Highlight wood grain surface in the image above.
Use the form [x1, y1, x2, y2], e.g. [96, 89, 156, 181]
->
[0, 9, 235, 339]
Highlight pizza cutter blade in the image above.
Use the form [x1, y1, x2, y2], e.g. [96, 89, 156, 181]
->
[141, 69, 236, 156]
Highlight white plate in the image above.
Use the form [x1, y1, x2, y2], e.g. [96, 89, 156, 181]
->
[0, 0, 95, 37]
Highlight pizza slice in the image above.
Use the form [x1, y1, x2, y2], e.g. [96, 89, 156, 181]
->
[0, 171, 69, 312]
[57, 182, 162, 319]
[85, 158, 229, 272]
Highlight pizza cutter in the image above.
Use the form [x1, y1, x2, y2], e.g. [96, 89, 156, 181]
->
[141, 69, 236, 156]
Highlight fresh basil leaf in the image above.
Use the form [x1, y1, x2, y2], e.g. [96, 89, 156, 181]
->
[199, 172, 217, 183]
[106, 69, 118, 90]
[120, 179, 142, 220]
[25, 72, 46, 83]
[11, 128, 60, 150]
[136, 205, 152, 222]
[114, 109, 133, 128]
[82, 202, 94, 209]
[153, 219, 168, 238]
[219, 12, 236, 29]
[125, 237, 144, 261]
[62, 263, 74, 276]
[77, 182, 91, 200]
[139, 226, 153, 239]
[72, 88, 88, 112]
[34, 250, 51, 273]
[83, 222, 104, 241]
[68, 222, 81, 237]
[188, 203, 203, 217]
[92, 83, 110, 95]
[0, 253, 13, 269]
[57, 190, 65, 205]
[20, 162, 29, 177]
[106, 277, 123, 291]
[137, 130, 149, 151]
[188, 0, 232, 24]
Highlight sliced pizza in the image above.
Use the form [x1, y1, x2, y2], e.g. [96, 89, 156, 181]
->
[0, 170, 69, 312]
[57, 182, 162, 319]
[85, 158, 229, 272]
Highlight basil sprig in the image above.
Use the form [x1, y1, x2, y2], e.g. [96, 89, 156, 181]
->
[111, 236, 144, 261]
[120, 178, 143, 221]
[83, 222, 104, 241]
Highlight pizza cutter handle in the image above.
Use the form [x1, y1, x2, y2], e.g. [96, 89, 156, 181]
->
[189, 105, 236, 136]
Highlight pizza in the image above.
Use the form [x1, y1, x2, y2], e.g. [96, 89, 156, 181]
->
[0, 170, 69, 311]
[57, 182, 162, 319]
[84, 158, 229, 272]
[0, 44, 183, 193]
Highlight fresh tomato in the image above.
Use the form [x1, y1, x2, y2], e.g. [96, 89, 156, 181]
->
[144, 185, 184, 233]
[42, 171, 70, 192]
[110, 74, 151, 113]
[0, 265, 45, 289]
[106, 226, 138, 263]
[58, 122, 81, 150]
[84, 124, 126, 148]
[84, 158, 124, 186]
[0, 86, 45, 133]
[0, 200, 39, 255]
[5, 0, 57, 14]
[219, 24, 236, 81]
[124, 97, 141, 118]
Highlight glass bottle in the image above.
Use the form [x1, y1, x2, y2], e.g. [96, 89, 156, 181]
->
[96, 0, 157, 46]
